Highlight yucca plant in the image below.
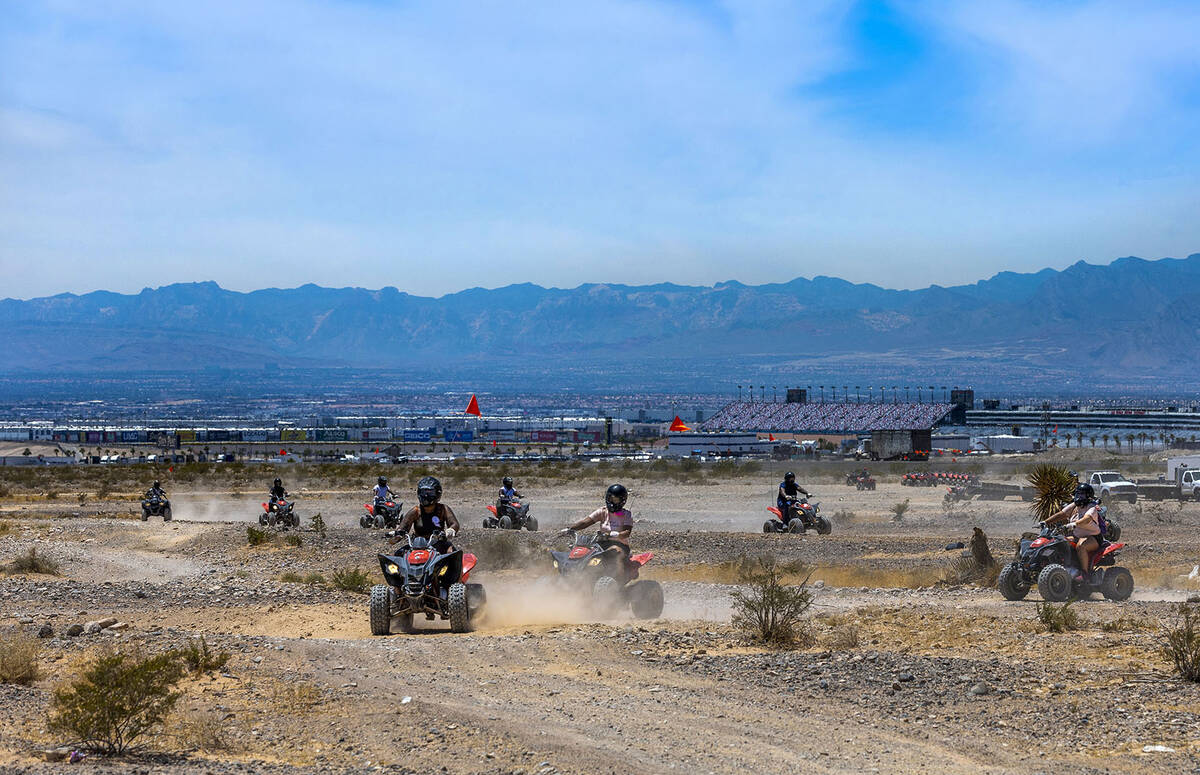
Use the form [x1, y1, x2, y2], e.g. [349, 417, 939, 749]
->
[1027, 464, 1077, 523]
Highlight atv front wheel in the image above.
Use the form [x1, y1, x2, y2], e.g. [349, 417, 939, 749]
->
[258, 513, 268, 526]
[499, 515, 513, 530]
[163, 507, 172, 522]
[815, 517, 832, 535]
[997, 562, 1030, 600]
[762, 520, 776, 533]
[141, 508, 150, 522]
[525, 516, 539, 532]
[1105, 521, 1121, 542]
[592, 575, 623, 618]
[1037, 564, 1072, 602]
[1101, 567, 1134, 601]
[787, 519, 804, 534]
[448, 582, 472, 633]
[361, 514, 375, 529]
[369, 584, 393, 636]
[628, 580, 664, 619]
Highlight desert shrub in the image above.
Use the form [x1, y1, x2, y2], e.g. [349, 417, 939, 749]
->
[0, 483, 10, 497]
[283, 534, 303, 547]
[269, 680, 322, 712]
[1027, 464, 1077, 522]
[303, 572, 326, 586]
[177, 637, 229, 675]
[246, 526, 269, 546]
[49, 649, 186, 754]
[309, 512, 326, 537]
[1102, 615, 1152, 633]
[279, 571, 304, 584]
[44, 490, 59, 501]
[331, 567, 371, 594]
[171, 709, 231, 751]
[0, 631, 41, 685]
[470, 531, 539, 570]
[3, 547, 60, 576]
[826, 623, 861, 650]
[0, 521, 10, 536]
[890, 499, 910, 522]
[730, 555, 814, 646]
[1161, 603, 1200, 682]
[1036, 601, 1081, 633]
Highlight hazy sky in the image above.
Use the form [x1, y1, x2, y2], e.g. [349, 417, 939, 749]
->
[3, 0, 1200, 299]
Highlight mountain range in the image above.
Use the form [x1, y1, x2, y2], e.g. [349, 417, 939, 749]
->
[3, 254, 1199, 392]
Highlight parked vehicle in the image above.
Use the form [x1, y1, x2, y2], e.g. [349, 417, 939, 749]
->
[997, 522, 1132, 603]
[370, 531, 485, 634]
[1138, 458, 1200, 501]
[1087, 471, 1137, 504]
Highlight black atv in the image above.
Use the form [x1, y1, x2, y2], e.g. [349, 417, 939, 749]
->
[370, 531, 486, 634]
[483, 498, 538, 531]
[764, 497, 831, 534]
[260, 498, 299, 528]
[361, 499, 404, 529]
[545, 530, 663, 619]
[997, 521, 1132, 603]
[141, 494, 172, 522]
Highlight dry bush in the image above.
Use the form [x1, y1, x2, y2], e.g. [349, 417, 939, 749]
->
[269, 680, 322, 713]
[890, 499, 910, 522]
[303, 572, 326, 585]
[283, 534, 303, 547]
[49, 648, 186, 754]
[177, 637, 229, 675]
[1101, 615, 1153, 633]
[0, 631, 41, 685]
[825, 623, 861, 650]
[730, 555, 814, 647]
[171, 708, 232, 751]
[331, 567, 371, 594]
[279, 571, 304, 583]
[246, 526, 270, 546]
[1036, 601, 1081, 633]
[0, 521, 10, 535]
[308, 512, 327, 537]
[3, 547, 60, 576]
[1162, 603, 1200, 682]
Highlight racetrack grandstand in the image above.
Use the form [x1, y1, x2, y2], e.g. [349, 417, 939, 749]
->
[701, 401, 952, 433]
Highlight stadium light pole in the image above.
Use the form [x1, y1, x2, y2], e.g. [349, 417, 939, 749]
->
[773, 386, 777, 402]
[917, 386, 922, 402]
[819, 386, 825, 402]
[892, 386, 898, 404]
[831, 386, 836, 401]
[930, 386, 936, 404]
[855, 386, 860, 403]
[843, 386, 848, 404]
[905, 386, 910, 402]
[868, 386, 873, 403]
[760, 385, 765, 402]
[737, 385, 742, 401]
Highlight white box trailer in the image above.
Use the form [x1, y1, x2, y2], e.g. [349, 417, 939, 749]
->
[1168, 456, 1200, 482]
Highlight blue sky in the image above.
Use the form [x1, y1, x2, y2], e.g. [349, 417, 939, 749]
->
[2, 0, 1199, 298]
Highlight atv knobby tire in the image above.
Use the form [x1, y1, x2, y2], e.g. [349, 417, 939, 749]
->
[526, 516, 539, 532]
[499, 515, 513, 530]
[141, 508, 150, 522]
[1037, 564, 1072, 602]
[815, 516, 832, 535]
[163, 506, 172, 522]
[369, 584, 393, 636]
[762, 520, 776, 533]
[361, 514, 375, 529]
[997, 562, 1030, 600]
[1101, 567, 1134, 601]
[448, 582, 472, 633]
[787, 519, 804, 534]
[1105, 521, 1122, 543]
[592, 575, 623, 617]
[628, 580, 664, 619]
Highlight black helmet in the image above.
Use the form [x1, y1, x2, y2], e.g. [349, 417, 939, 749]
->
[502, 476, 513, 487]
[417, 476, 442, 507]
[152, 480, 160, 488]
[274, 478, 282, 487]
[605, 483, 628, 513]
[784, 471, 795, 482]
[378, 476, 387, 487]
[1072, 483, 1095, 506]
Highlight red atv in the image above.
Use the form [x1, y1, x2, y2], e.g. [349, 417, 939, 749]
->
[547, 530, 662, 619]
[764, 497, 831, 534]
[370, 531, 485, 634]
[997, 522, 1132, 602]
[260, 498, 298, 528]
[484, 498, 538, 531]
[361, 499, 404, 529]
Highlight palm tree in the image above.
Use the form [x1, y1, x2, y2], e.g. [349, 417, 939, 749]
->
[1076, 431, 1084, 449]
[1125, 433, 1136, 453]
[1089, 435, 1097, 448]
[1137, 432, 1147, 451]
[1102, 433, 1110, 449]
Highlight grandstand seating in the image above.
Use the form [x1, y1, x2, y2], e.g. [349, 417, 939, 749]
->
[700, 401, 952, 433]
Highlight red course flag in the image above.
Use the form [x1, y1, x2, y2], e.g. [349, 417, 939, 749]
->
[768, 434, 775, 441]
[669, 416, 691, 432]
[465, 394, 481, 416]
[279, 449, 286, 456]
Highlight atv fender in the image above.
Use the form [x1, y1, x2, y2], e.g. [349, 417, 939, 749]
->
[767, 506, 783, 518]
[486, 505, 498, 516]
[462, 552, 477, 581]
[630, 552, 654, 566]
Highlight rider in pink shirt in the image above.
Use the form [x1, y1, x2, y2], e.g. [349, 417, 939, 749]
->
[562, 484, 633, 552]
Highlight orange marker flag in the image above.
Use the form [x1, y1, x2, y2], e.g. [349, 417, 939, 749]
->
[465, 394, 481, 416]
[669, 416, 691, 432]
[768, 434, 775, 441]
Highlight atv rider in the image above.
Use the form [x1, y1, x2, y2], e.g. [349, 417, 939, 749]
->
[396, 476, 460, 553]
[497, 476, 521, 519]
[561, 484, 634, 563]
[1047, 483, 1103, 580]
[145, 480, 167, 501]
[268, 478, 288, 511]
[777, 472, 810, 523]
[373, 475, 396, 507]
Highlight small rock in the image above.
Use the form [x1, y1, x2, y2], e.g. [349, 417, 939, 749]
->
[898, 672, 914, 682]
[107, 621, 128, 631]
[95, 617, 118, 629]
[812, 580, 825, 589]
[65, 624, 84, 637]
[83, 622, 102, 635]
[891, 681, 902, 692]
[818, 679, 828, 689]
[1142, 744, 1175, 753]
[969, 682, 992, 696]
[37, 624, 54, 639]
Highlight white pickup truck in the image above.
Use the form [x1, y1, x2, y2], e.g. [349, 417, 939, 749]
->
[1087, 471, 1138, 504]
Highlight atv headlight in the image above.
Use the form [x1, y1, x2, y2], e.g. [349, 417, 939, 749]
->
[438, 566, 448, 577]
[587, 557, 602, 567]
[386, 564, 400, 575]
[552, 560, 559, 569]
